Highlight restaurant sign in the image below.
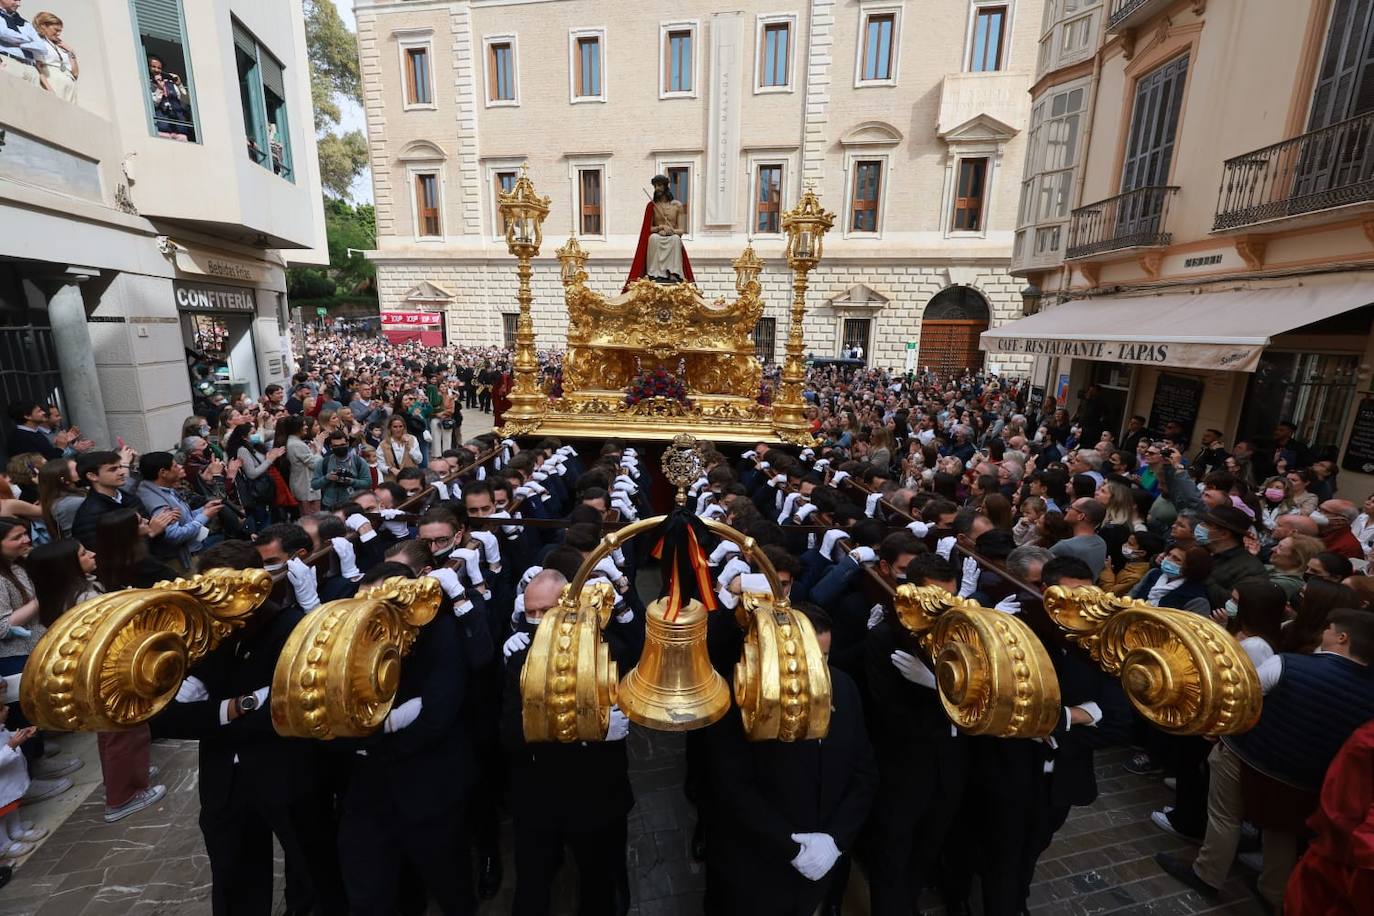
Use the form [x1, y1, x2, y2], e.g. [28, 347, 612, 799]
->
[980, 334, 1261, 373]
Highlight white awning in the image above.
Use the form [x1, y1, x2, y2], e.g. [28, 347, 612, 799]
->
[980, 275, 1374, 372]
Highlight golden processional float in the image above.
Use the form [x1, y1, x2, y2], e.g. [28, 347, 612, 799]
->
[18, 168, 1262, 747]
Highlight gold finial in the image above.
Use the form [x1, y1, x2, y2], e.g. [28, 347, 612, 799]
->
[661, 434, 705, 506]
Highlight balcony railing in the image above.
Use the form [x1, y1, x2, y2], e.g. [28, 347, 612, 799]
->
[1108, 0, 1166, 31]
[1067, 185, 1179, 259]
[1213, 112, 1374, 231]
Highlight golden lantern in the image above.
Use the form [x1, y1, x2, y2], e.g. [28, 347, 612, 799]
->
[772, 187, 835, 444]
[782, 186, 835, 267]
[496, 163, 552, 435]
[731, 242, 764, 294]
[556, 235, 589, 287]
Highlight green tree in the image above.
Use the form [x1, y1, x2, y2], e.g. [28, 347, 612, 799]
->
[305, 0, 368, 199]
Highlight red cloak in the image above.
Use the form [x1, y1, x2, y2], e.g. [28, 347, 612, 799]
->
[623, 201, 694, 291]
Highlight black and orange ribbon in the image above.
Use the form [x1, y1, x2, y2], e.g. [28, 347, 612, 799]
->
[649, 509, 719, 621]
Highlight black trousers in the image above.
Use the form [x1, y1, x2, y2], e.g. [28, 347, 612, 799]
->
[978, 773, 1071, 914]
[863, 739, 966, 916]
[479, 389, 492, 413]
[200, 776, 346, 916]
[512, 817, 625, 916]
[339, 801, 472, 915]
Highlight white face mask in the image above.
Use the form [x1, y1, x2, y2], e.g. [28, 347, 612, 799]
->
[1310, 511, 1330, 527]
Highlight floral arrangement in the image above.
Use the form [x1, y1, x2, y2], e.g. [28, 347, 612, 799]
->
[626, 358, 691, 407]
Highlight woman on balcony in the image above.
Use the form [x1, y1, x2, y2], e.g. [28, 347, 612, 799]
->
[30, 12, 76, 102]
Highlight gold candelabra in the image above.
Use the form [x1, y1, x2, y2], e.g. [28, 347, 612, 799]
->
[773, 187, 834, 445]
[496, 164, 551, 435]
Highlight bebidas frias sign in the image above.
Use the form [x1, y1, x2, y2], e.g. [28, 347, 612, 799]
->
[173, 280, 257, 314]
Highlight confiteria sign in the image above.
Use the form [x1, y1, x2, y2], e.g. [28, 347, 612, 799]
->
[173, 281, 257, 313]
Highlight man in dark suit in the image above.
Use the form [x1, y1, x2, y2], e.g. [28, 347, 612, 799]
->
[501, 570, 634, 916]
[863, 554, 968, 916]
[153, 540, 346, 916]
[971, 555, 1131, 914]
[333, 561, 474, 915]
[71, 450, 153, 549]
[6, 401, 62, 460]
[702, 602, 877, 916]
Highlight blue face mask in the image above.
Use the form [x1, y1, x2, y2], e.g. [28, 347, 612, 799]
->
[1224, 599, 1239, 619]
[1160, 558, 1182, 577]
[1193, 524, 1210, 545]
[249, 432, 264, 445]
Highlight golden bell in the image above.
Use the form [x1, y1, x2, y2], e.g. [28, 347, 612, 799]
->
[618, 597, 731, 731]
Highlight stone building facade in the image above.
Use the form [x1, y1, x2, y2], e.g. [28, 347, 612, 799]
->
[357, 0, 1044, 376]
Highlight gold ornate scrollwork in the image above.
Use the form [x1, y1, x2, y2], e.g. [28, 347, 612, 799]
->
[21, 569, 273, 731]
[734, 588, 831, 742]
[1043, 586, 1262, 736]
[270, 576, 442, 740]
[521, 580, 619, 742]
[891, 585, 1062, 738]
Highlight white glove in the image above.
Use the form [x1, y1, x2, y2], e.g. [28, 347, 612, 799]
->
[767, 475, 785, 488]
[701, 503, 726, 520]
[501, 438, 516, 451]
[532, 470, 549, 482]
[330, 536, 363, 581]
[865, 492, 882, 518]
[346, 513, 377, 542]
[741, 449, 757, 460]
[454, 547, 485, 588]
[757, 460, 770, 470]
[518, 565, 543, 593]
[490, 509, 521, 537]
[717, 556, 751, 589]
[790, 833, 842, 881]
[777, 491, 802, 524]
[813, 459, 831, 471]
[867, 604, 885, 629]
[611, 495, 638, 520]
[514, 485, 535, 500]
[503, 630, 532, 658]
[850, 546, 877, 566]
[800, 448, 815, 461]
[709, 540, 741, 566]
[512, 593, 526, 623]
[794, 503, 819, 523]
[936, 536, 956, 559]
[526, 482, 547, 496]
[384, 696, 423, 733]
[994, 594, 1022, 615]
[891, 650, 937, 689]
[819, 529, 850, 560]
[907, 520, 930, 538]
[379, 508, 403, 520]
[593, 556, 627, 592]
[287, 557, 320, 612]
[611, 546, 626, 568]
[614, 474, 636, 493]
[470, 529, 501, 568]
[606, 705, 630, 741]
[426, 566, 463, 599]
[432, 481, 450, 500]
[831, 470, 851, 485]
[557, 445, 575, 457]
[176, 675, 209, 703]
[958, 557, 980, 598]
[623, 447, 637, 458]
[716, 584, 740, 610]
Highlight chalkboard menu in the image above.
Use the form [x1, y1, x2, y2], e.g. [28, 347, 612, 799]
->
[1342, 398, 1374, 473]
[1148, 373, 1204, 441]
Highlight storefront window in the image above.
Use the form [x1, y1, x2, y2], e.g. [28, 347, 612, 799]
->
[1237, 352, 1359, 458]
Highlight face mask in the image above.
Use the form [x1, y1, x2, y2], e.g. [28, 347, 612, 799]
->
[893, 572, 907, 584]
[432, 543, 453, 559]
[1193, 524, 1210, 545]
[249, 433, 264, 445]
[199, 425, 211, 436]
[263, 561, 287, 573]
[1123, 548, 1144, 560]
[1224, 599, 1239, 619]
[1310, 512, 1330, 527]
[332, 446, 349, 458]
[1159, 558, 1182, 577]
[1263, 488, 1285, 503]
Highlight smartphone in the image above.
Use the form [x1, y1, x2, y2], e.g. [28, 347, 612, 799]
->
[117, 436, 127, 450]
[0, 673, 20, 702]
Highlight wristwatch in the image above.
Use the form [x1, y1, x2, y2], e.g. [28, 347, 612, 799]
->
[236, 694, 260, 714]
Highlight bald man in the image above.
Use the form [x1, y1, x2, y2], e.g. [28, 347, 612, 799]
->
[501, 570, 634, 915]
[1273, 513, 1320, 542]
[1318, 499, 1363, 560]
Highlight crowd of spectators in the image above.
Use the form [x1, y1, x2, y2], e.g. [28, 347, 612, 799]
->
[0, 332, 1369, 912]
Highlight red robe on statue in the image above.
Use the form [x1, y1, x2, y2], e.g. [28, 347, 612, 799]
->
[492, 372, 512, 427]
[623, 202, 694, 291]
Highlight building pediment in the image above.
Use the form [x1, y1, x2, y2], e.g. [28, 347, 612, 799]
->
[402, 280, 456, 303]
[398, 140, 448, 162]
[839, 120, 903, 148]
[827, 283, 890, 310]
[938, 113, 1019, 144]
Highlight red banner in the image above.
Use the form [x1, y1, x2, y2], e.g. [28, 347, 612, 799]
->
[381, 311, 442, 326]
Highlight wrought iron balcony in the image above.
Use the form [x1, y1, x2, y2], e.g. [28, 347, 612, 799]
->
[1066, 186, 1179, 259]
[1107, 0, 1171, 32]
[1213, 112, 1374, 231]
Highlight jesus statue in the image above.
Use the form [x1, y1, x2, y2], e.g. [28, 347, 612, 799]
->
[624, 174, 695, 290]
